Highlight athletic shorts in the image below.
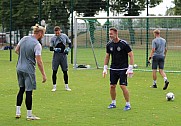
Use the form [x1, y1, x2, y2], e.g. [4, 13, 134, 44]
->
[17, 70, 36, 91]
[152, 55, 165, 69]
[52, 53, 68, 71]
[110, 69, 127, 86]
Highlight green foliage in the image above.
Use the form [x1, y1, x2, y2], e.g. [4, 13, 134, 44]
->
[174, 0, 181, 15]
[0, 49, 181, 126]
[109, 0, 163, 16]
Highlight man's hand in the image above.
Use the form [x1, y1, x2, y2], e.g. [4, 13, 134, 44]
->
[54, 48, 61, 53]
[126, 65, 133, 78]
[102, 65, 108, 78]
[42, 75, 47, 83]
[64, 47, 70, 55]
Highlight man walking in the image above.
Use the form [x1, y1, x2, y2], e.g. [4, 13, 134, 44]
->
[149, 29, 169, 90]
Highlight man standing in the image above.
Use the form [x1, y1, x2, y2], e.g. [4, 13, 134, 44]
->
[149, 29, 169, 90]
[50, 26, 72, 91]
[103, 27, 134, 111]
[15, 24, 47, 120]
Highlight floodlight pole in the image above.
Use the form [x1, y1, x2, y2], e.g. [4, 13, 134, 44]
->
[146, 0, 149, 67]
[10, 0, 12, 61]
[70, 0, 74, 64]
[106, 0, 109, 43]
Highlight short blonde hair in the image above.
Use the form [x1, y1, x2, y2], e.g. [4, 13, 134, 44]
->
[32, 24, 46, 34]
[153, 29, 160, 34]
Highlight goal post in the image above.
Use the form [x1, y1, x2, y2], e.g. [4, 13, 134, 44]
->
[74, 16, 181, 72]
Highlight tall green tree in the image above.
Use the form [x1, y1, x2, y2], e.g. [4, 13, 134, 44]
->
[173, 0, 181, 15]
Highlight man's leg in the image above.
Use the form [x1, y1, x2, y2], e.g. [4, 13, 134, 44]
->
[16, 87, 25, 118]
[120, 85, 131, 111]
[63, 71, 71, 91]
[52, 70, 57, 91]
[26, 91, 40, 120]
[151, 70, 157, 88]
[108, 84, 117, 109]
[159, 69, 169, 90]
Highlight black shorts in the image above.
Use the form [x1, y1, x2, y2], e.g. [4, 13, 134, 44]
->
[52, 53, 68, 71]
[110, 69, 127, 86]
[152, 55, 165, 69]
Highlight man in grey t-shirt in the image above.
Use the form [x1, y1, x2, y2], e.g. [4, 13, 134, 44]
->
[15, 24, 47, 120]
[148, 29, 169, 90]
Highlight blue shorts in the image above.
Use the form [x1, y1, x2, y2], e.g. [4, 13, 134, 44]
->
[110, 69, 127, 86]
[152, 55, 165, 69]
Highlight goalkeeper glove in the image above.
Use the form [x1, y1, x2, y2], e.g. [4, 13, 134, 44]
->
[64, 47, 70, 55]
[102, 65, 108, 78]
[126, 65, 133, 78]
[54, 48, 61, 53]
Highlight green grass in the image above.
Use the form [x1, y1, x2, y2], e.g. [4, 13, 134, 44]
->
[0, 49, 181, 126]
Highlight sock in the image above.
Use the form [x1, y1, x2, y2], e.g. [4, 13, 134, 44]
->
[153, 80, 157, 85]
[16, 106, 21, 115]
[112, 100, 116, 105]
[53, 84, 56, 89]
[27, 110, 32, 117]
[65, 84, 69, 88]
[126, 102, 130, 106]
[163, 77, 167, 82]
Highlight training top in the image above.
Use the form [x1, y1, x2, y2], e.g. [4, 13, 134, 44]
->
[50, 33, 71, 48]
[106, 40, 132, 69]
[16, 36, 42, 74]
[152, 37, 166, 56]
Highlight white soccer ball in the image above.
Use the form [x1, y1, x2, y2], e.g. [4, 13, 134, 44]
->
[133, 64, 138, 68]
[86, 65, 91, 69]
[166, 92, 175, 101]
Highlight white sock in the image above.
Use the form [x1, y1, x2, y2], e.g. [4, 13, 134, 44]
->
[153, 80, 157, 85]
[53, 84, 56, 89]
[65, 84, 69, 88]
[27, 110, 32, 117]
[163, 77, 167, 82]
[112, 100, 116, 105]
[16, 106, 21, 115]
[126, 102, 130, 106]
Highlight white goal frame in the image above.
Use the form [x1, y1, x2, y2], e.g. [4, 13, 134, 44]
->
[74, 16, 181, 72]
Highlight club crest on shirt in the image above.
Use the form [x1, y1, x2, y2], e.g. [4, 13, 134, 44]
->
[110, 47, 113, 51]
[117, 46, 121, 51]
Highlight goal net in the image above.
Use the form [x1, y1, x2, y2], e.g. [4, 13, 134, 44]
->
[74, 16, 181, 72]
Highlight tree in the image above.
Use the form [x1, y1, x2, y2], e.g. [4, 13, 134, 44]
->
[173, 0, 181, 15]
[109, 0, 163, 44]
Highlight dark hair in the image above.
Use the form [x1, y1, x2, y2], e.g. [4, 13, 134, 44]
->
[54, 26, 61, 31]
[109, 27, 118, 32]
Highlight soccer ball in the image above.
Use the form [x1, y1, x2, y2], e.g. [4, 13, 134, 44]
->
[166, 92, 175, 101]
[133, 64, 138, 68]
[86, 65, 91, 69]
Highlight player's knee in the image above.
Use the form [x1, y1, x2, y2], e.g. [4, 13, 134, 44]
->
[110, 85, 116, 89]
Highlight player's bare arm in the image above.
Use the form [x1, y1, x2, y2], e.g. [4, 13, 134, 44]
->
[103, 53, 110, 78]
[36, 55, 47, 83]
[149, 48, 155, 60]
[128, 51, 134, 65]
[15, 45, 20, 54]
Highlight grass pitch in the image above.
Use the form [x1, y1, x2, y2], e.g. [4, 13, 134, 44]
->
[0, 49, 181, 126]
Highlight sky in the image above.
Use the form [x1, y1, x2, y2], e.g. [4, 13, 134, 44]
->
[141, 0, 174, 16]
[96, 0, 174, 17]
[77, 0, 175, 24]
[93, 0, 175, 25]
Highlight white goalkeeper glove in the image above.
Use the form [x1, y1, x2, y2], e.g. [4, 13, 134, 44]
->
[54, 48, 61, 53]
[126, 65, 133, 78]
[102, 65, 108, 78]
